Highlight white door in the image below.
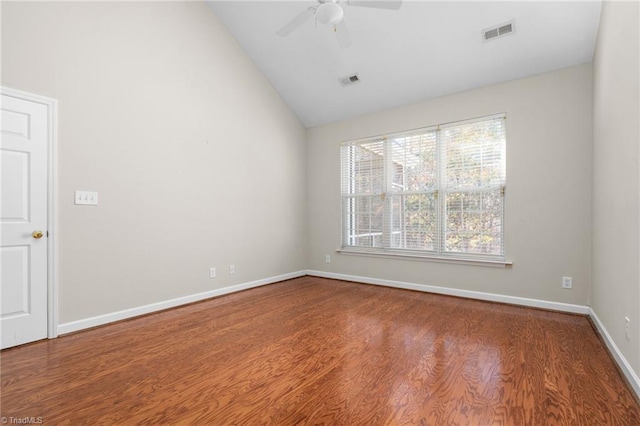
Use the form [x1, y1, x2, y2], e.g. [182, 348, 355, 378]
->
[1, 92, 49, 349]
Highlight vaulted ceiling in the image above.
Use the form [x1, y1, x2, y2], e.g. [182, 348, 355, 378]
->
[207, 1, 602, 127]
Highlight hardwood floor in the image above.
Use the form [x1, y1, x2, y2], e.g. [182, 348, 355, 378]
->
[1, 276, 638, 425]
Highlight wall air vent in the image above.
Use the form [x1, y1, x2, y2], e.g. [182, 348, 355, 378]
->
[340, 74, 360, 87]
[482, 20, 515, 42]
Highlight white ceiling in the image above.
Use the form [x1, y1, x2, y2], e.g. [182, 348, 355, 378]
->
[207, 1, 602, 127]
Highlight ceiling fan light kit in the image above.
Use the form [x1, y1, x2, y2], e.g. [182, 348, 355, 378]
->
[316, 2, 344, 26]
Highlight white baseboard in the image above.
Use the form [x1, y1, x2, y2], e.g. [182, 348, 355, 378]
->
[57, 270, 307, 336]
[589, 308, 640, 399]
[306, 270, 590, 315]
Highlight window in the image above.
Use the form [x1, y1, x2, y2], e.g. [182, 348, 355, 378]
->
[340, 114, 506, 263]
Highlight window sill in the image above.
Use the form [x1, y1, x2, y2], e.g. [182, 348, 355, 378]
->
[336, 247, 513, 268]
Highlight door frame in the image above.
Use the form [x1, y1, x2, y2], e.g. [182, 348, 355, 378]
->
[2, 86, 59, 339]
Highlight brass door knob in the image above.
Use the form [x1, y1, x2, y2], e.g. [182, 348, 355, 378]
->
[32, 231, 44, 239]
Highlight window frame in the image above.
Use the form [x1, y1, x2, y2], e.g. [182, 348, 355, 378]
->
[339, 114, 510, 266]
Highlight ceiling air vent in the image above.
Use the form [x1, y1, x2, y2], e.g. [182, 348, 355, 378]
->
[482, 20, 515, 42]
[340, 74, 360, 87]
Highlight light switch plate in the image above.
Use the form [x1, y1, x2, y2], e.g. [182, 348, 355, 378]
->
[75, 190, 98, 205]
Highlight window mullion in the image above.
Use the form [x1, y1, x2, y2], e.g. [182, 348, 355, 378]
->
[383, 137, 392, 249]
[436, 125, 445, 255]
[347, 146, 355, 246]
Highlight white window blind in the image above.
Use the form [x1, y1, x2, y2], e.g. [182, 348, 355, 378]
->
[341, 114, 506, 262]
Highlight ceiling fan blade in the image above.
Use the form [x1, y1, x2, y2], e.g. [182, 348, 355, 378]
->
[335, 20, 352, 48]
[276, 7, 316, 37]
[346, 0, 402, 10]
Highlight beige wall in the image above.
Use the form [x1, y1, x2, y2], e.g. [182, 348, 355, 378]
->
[1, 2, 307, 323]
[592, 0, 640, 373]
[307, 64, 593, 306]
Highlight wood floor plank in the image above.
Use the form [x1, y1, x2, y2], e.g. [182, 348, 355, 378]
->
[1, 276, 638, 425]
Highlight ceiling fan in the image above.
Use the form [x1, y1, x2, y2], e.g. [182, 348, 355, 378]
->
[276, 0, 402, 48]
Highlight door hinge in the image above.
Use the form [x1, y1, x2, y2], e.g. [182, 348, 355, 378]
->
[500, 186, 506, 196]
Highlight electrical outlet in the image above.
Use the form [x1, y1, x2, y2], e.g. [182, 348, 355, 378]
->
[209, 267, 216, 279]
[229, 264, 235, 274]
[325, 255, 331, 263]
[625, 317, 630, 341]
[562, 276, 572, 289]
